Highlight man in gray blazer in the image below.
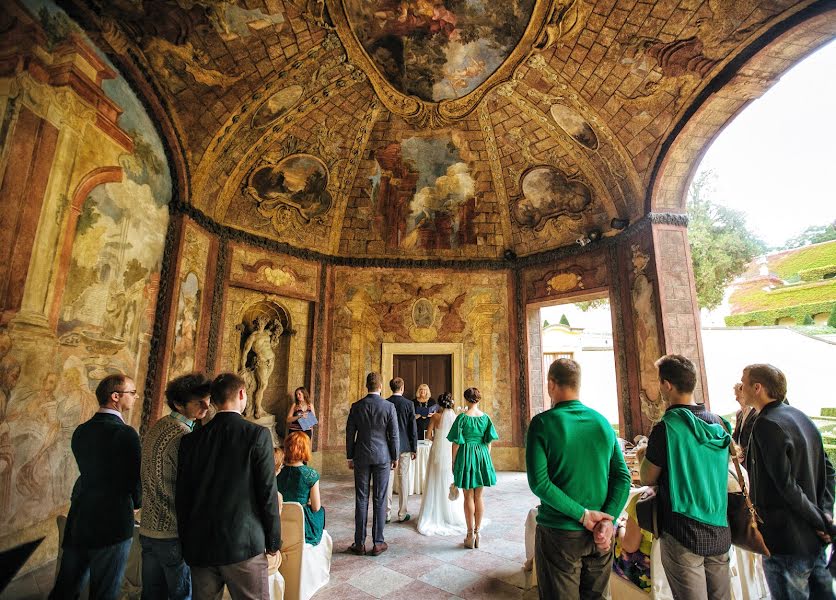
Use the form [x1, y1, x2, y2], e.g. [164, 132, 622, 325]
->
[385, 377, 417, 523]
[346, 372, 399, 556]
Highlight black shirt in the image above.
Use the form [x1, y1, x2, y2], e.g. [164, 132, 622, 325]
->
[646, 404, 731, 557]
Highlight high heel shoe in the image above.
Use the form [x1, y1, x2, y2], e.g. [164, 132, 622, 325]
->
[464, 529, 475, 549]
[474, 528, 480, 548]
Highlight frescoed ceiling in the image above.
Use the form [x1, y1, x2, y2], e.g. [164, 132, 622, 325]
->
[56, 0, 836, 259]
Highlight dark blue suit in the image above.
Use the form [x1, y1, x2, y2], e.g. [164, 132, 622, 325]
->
[346, 393, 398, 546]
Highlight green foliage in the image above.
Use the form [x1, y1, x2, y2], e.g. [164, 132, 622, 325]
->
[130, 131, 164, 177]
[63, 258, 96, 308]
[122, 258, 148, 289]
[829, 304, 836, 328]
[799, 265, 836, 282]
[576, 298, 610, 311]
[770, 241, 836, 280]
[781, 222, 836, 250]
[731, 279, 836, 313]
[542, 320, 550, 328]
[559, 314, 570, 327]
[37, 7, 79, 49]
[687, 171, 765, 310]
[725, 300, 836, 326]
[803, 314, 814, 325]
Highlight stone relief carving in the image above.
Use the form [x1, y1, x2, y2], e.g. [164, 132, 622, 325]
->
[630, 244, 664, 423]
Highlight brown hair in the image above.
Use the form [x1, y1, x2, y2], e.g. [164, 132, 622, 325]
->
[655, 354, 697, 394]
[744, 364, 787, 401]
[210, 372, 246, 406]
[294, 386, 310, 406]
[464, 387, 481, 403]
[366, 372, 382, 391]
[547, 358, 581, 389]
[389, 377, 404, 393]
[166, 373, 211, 412]
[284, 431, 312, 464]
[273, 447, 285, 474]
[95, 373, 128, 407]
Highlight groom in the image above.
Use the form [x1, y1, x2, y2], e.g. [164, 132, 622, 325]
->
[346, 372, 399, 556]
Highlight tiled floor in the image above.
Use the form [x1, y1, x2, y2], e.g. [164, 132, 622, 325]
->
[312, 472, 539, 600]
[0, 472, 538, 600]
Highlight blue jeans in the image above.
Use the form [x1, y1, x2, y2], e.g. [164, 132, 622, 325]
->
[139, 535, 192, 600]
[49, 538, 132, 600]
[764, 548, 835, 600]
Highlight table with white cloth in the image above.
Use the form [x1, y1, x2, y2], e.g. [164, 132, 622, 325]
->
[393, 440, 432, 495]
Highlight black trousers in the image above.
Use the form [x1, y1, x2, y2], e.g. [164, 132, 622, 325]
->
[534, 524, 612, 600]
[354, 462, 390, 546]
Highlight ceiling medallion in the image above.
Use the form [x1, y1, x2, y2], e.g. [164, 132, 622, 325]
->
[325, 0, 560, 128]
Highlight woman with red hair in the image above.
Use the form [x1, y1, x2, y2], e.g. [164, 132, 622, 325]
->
[276, 431, 325, 545]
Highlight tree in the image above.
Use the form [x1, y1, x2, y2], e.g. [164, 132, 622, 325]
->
[828, 304, 836, 329]
[576, 298, 609, 311]
[559, 314, 570, 327]
[687, 171, 766, 310]
[781, 222, 836, 249]
[803, 314, 814, 325]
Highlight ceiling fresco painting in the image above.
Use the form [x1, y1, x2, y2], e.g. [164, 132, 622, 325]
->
[343, 0, 536, 102]
[54, 0, 836, 260]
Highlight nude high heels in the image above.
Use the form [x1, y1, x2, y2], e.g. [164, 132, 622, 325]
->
[474, 528, 480, 548]
[464, 529, 475, 549]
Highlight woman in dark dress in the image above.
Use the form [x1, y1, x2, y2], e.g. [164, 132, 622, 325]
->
[287, 386, 316, 439]
[276, 431, 325, 545]
[413, 383, 437, 441]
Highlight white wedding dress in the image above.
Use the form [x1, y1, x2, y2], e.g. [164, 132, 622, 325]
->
[417, 408, 467, 536]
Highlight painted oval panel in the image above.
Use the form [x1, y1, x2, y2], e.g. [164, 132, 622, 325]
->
[550, 104, 598, 150]
[249, 154, 332, 220]
[251, 85, 304, 129]
[344, 0, 536, 102]
[513, 166, 592, 230]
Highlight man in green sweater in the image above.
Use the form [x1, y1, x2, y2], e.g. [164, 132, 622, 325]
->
[526, 358, 631, 600]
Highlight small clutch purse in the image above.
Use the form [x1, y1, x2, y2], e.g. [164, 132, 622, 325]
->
[448, 483, 459, 501]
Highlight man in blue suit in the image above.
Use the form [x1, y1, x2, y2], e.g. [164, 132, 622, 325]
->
[346, 372, 399, 556]
[50, 374, 141, 600]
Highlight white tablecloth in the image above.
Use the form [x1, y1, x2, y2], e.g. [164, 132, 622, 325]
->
[393, 440, 432, 495]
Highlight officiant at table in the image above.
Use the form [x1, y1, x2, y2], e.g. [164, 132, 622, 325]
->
[413, 384, 437, 441]
[287, 386, 318, 438]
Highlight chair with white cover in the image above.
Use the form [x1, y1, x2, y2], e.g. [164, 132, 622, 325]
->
[278, 502, 332, 600]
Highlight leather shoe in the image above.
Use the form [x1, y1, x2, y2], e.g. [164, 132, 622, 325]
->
[347, 543, 366, 555]
[397, 514, 411, 522]
[369, 542, 388, 556]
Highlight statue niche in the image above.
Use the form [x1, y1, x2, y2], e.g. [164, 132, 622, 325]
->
[236, 303, 290, 420]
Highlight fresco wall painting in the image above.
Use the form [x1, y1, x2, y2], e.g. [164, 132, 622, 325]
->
[0, 1, 171, 569]
[327, 267, 514, 464]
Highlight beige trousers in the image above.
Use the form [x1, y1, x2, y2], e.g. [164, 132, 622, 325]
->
[386, 451, 413, 521]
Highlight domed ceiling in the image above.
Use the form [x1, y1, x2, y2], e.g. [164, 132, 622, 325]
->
[64, 0, 809, 260]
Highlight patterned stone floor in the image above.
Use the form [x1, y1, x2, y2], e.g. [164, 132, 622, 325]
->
[312, 472, 539, 600]
[0, 472, 539, 600]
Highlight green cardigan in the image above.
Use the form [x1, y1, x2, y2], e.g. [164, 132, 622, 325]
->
[526, 400, 631, 530]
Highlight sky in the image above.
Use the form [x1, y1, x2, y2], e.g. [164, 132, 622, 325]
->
[694, 38, 836, 249]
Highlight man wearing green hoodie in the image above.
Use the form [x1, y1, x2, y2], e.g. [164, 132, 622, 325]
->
[640, 354, 732, 600]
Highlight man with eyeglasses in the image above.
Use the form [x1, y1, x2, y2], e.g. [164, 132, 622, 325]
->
[50, 374, 142, 600]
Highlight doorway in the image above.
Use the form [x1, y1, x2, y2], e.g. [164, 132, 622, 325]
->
[393, 354, 452, 400]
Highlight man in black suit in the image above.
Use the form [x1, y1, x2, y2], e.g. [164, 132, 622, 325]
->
[176, 373, 281, 599]
[346, 372, 399, 556]
[742, 364, 836, 599]
[49, 374, 141, 600]
[385, 377, 417, 523]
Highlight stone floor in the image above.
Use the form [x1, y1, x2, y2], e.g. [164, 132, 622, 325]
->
[312, 472, 539, 600]
[0, 472, 539, 600]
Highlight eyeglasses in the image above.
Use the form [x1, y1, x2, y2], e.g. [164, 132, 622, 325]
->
[116, 390, 138, 396]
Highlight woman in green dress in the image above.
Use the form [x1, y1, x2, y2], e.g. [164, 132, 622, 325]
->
[276, 431, 325, 545]
[448, 387, 499, 549]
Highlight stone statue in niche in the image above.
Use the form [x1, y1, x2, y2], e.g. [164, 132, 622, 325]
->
[238, 315, 283, 419]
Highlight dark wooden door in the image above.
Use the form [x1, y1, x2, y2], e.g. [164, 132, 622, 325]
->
[393, 354, 452, 401]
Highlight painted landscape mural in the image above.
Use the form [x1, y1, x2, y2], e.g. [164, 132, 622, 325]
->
[345, 0, 536, 101]
[371, 132, 477, 250]
[0, 0, 171, 558]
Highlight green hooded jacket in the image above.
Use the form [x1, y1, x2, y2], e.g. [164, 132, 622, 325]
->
[661, 406, 731, 527]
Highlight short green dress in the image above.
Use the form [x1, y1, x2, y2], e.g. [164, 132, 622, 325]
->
[448, 413, 499, 489]
[276, 464, 325, 545]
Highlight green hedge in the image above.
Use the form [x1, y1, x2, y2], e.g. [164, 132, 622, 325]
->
[771, 241, 836, 280]
[725, 300, 836, 326]
[799, 265, 836, 282]
[730, 279, 836, 314]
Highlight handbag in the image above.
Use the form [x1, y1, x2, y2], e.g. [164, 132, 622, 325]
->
[635, 486, 659, 537]
[722, 421, 771, 556]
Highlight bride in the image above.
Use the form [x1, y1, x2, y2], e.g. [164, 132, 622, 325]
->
[417, 392, 467, 536]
